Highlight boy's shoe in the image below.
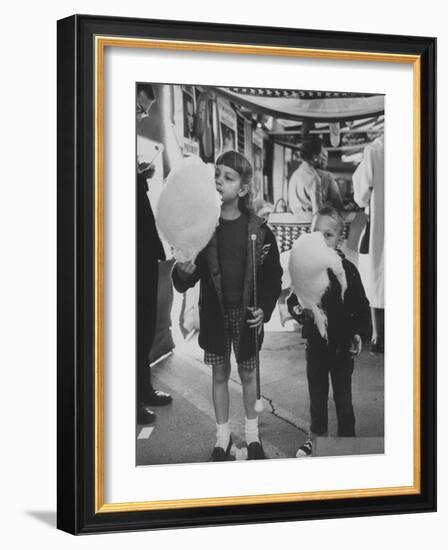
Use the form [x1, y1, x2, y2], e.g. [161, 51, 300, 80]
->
[210, 437, 233, 461]
[247, 441, 265, 460]
[296, 438, 313, 458]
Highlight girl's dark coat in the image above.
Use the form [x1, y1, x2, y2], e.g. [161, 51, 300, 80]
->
[172, 214, 282, 362]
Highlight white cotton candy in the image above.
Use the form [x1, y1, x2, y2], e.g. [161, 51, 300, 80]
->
[155, 160, 221, 262]
[288, 231, 347, 340]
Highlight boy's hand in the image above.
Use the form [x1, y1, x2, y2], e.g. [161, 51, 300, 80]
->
[301, 309, 314, 321]
[286, 293, 312, 324]
[175, 260, 196, 278]
[247, 307, 264, 330]
[350, 334, 362, 357]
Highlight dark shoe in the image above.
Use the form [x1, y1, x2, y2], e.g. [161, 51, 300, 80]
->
[296, 438, 313, 457]
[210, 437, 233, 462]
[137, 403, 156, 424]
[247, 441, 265, 460]
[370, 337, 384, 354]
[144, 389, 172, 406]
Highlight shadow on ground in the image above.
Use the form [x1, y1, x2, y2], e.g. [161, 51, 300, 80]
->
[25, 510, 56, 528]
[137, 330, 384, 466]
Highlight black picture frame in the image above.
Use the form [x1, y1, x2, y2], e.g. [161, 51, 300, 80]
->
[57, 14, 436, 534]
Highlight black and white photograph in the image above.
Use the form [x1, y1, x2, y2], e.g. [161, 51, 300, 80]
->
[136, 82, 385, 466]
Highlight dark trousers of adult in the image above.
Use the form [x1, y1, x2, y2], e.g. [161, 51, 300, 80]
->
[137, 256, 158, 403]
[306, 345, 355, 437]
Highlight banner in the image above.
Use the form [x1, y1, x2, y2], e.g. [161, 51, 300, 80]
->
[182, 86, 200, 156]
[217, 96, 237, 153]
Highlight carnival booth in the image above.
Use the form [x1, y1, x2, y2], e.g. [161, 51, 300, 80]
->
[136, 84, 384, 362]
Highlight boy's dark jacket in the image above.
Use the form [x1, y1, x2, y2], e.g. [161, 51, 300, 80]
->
[172, 214, 282, 362]
[287, 253, 371, 351]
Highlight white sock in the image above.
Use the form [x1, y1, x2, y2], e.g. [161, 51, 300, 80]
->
[216, 422, 230, 449]
[245, 416, 260, 444]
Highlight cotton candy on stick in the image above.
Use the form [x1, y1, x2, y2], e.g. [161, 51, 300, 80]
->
[155, 161, 221, 262]
[288, 231, 347, 340]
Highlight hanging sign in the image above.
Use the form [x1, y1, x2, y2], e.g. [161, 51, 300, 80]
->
[329, 122, 341, 147]
[182, 86, 200, 156]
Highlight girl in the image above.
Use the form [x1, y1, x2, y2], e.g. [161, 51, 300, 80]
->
[172, 151, 282, 461]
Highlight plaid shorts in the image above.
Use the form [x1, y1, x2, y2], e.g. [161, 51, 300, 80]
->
[204, 304, 257, 371]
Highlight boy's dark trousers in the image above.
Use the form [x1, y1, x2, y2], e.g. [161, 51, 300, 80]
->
[306, 345, 355, 437]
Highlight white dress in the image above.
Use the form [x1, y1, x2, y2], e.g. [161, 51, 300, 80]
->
[353, 136, 384, 309]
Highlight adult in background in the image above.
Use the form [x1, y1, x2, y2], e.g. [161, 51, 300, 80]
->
[287, 138, 323, 215]
[352, 135, 385, 352]
[287, 149, 301, 181]
[315, 148, 344, 210]
[136, 83, 172, 424]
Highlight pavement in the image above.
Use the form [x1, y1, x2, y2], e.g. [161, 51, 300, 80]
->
[136, 326, 384, 466]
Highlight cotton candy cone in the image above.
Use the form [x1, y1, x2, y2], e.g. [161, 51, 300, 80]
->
[288, 231, 347, 340]
[155, 160, 221, 262]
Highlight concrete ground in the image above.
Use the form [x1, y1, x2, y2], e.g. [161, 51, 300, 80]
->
[137, 329, 384, 466]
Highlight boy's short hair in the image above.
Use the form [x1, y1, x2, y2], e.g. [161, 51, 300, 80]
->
[313, 206, 345, 235]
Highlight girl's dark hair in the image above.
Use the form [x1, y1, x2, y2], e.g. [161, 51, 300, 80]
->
[216, 150, 254, 214]
[301, 137, 322, 162]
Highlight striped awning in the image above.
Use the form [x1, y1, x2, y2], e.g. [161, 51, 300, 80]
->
[217, 87, 385, 122]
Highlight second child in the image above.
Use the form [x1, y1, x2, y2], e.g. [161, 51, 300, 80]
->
[288, 207, 371, 457]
